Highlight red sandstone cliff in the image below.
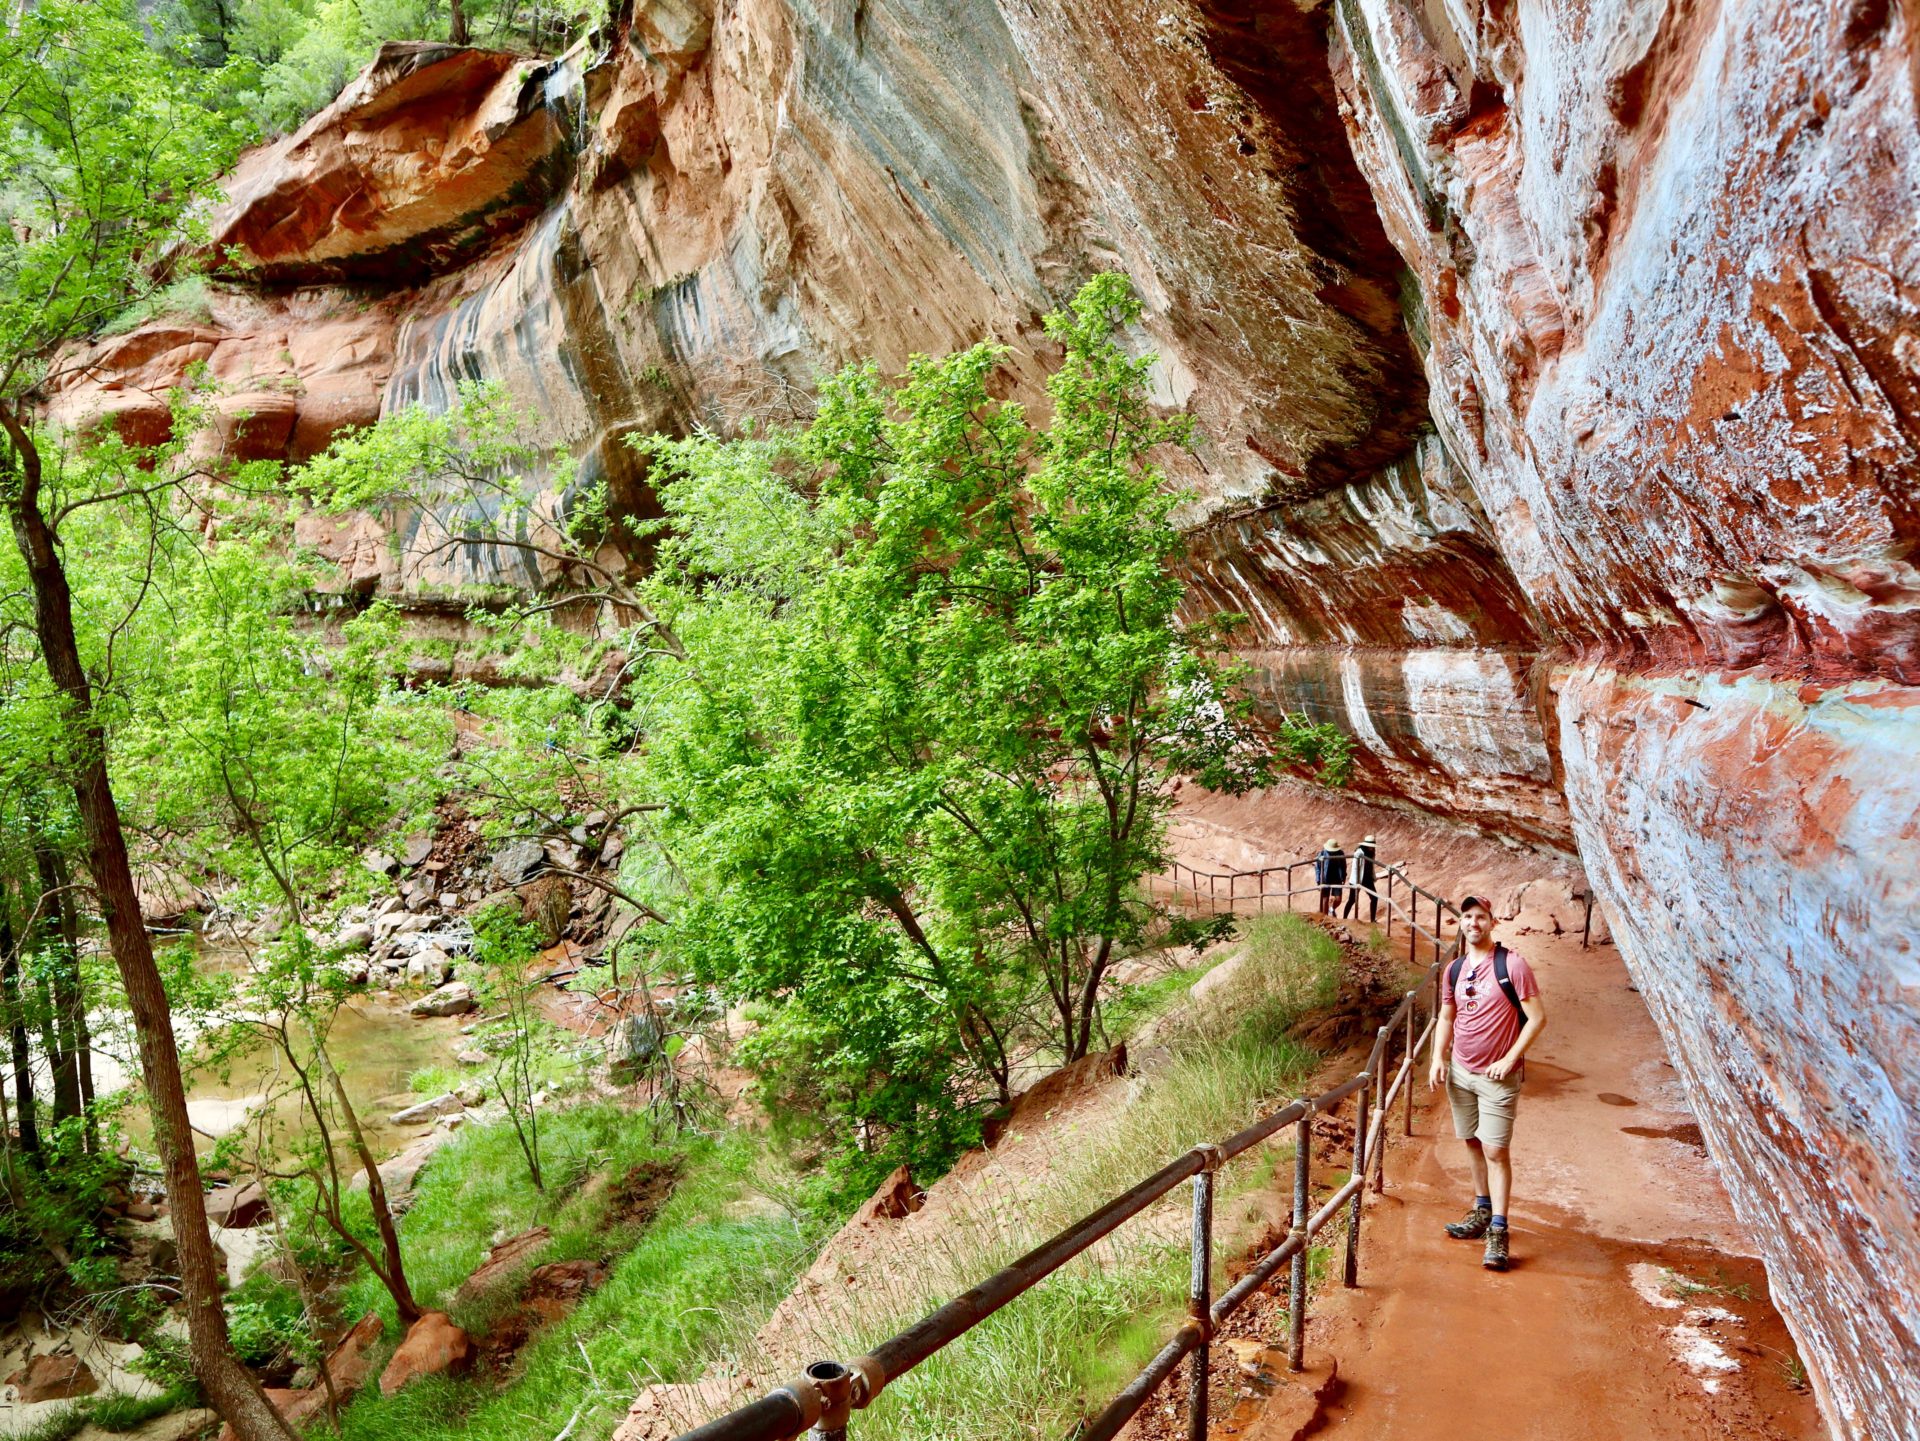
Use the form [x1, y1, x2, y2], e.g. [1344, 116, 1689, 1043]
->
[40, 3, 1919, 1431]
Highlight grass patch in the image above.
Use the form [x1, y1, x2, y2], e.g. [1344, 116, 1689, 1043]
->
[329, 1104, 834, 1441]
[405, 1063, 464, 1097]
[98, 276, 214, 337]
[7, 1384, 200, 1441]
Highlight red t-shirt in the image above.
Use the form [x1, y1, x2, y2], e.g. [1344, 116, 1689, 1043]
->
[1445, 948, 1539, 1074]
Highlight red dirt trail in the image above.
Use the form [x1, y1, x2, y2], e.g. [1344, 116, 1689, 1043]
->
[1165, 793, 1826, 1441]
[1232, 927, 1823, 1440]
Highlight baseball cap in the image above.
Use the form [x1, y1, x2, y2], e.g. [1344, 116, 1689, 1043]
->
[1456, 894, 1495, 916]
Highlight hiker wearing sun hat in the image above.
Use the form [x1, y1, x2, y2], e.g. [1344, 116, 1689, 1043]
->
[1342, 835, 1379, 921]
[1312, 839, 1346, 914]
[1426, 893, 1547, 1271]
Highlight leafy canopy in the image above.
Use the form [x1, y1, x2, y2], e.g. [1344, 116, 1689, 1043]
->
[628, 274, 1350, 1178]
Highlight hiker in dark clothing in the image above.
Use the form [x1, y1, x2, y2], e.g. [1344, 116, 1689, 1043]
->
[1314, 840, 1346, 915]
[1343, 835, 1379, 921]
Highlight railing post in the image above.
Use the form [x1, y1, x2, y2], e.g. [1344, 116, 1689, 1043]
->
[1403, 989, 1416, 1137]
[1370, 1026, 1391, 1197]
[1187, 1153, 1218, 1441]
[1384, 869, 1392, 936]
[1287, 1106, 1312, 1372]
[1407, 889, 1417, 966]
[807, 1360, 851, 1441]
[1344, 1067, 1370, 1288]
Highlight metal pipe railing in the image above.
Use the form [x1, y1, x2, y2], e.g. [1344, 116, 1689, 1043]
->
[667, 879, 1456, 1441]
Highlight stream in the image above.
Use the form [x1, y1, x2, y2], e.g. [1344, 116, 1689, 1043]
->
[88, 940, 467, 1167]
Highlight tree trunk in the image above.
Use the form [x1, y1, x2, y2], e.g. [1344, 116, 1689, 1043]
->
[47, 849, 94, 1138]
[309, 1028, 420, 1322]
[33, 845, 82, 1127]
[2, 421, 297, 1441]
[0, 900, 42, 1162]
[448, 0, 469, 44]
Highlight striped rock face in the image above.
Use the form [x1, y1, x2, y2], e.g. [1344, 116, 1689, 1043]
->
[42, 6, 1919, 1426]
[1326, 0, 1920, 1433]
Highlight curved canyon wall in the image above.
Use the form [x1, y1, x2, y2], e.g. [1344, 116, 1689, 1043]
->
[41, 1, 1918, 1431]
[1327, 0, 1919, 1432]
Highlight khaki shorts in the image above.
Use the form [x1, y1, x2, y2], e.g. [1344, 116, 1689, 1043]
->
[1447, 1061, 1521, 1148]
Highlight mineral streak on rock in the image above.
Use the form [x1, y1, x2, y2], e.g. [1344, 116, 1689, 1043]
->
[1329, 0, 1920, 1432]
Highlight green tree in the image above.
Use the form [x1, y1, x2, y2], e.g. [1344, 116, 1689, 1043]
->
[629, 274, 1350, 1170]
[0, 9, 293, 1437]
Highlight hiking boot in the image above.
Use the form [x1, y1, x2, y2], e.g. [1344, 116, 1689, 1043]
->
[1445, 1204, 1492, 1240]
[1483, 1226, 1510, 1271]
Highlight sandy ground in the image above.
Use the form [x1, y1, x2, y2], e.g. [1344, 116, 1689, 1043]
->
[1171, 787, 1827, 1441]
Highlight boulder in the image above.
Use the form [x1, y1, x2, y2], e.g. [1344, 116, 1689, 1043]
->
[6, 1353, 98, 1403]
[401, 835, 435, 868]
[325, 1311, 386, 1394]
[405, 946, 454, 986]
[852, 1164, 925, 1224]
[454, 1047, 490, 1066]
[409, 981, 476, 1018]
[607, 1014, 661, 1084]
[378, 1311, 472, 1395]
[455, 1225, 552, 1304]
[466, 889, 523, 921]
[489, 837, 546, 886]
[361, 849, 398, 877]
[204, 1180, 270, 1229]
[389, 1092, 464, 1125]
[335, 922, 374, 952]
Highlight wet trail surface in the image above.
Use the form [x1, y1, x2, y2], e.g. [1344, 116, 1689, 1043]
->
[1233, 922, 1824, 1441]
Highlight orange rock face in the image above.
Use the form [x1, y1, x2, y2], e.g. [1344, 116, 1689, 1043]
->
[1329, 1, 1920, 1434]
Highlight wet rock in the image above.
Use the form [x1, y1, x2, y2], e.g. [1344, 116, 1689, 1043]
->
[389, 1092, 463, 1125]
[378, 1311, 472, 1395]
[7, 1354, 98, 1403]
[408, 981, 476, 1018]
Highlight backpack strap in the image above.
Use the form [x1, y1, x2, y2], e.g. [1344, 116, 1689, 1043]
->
[1448, 948, 1526, 1018]
[1492, 945, 1525, 1018]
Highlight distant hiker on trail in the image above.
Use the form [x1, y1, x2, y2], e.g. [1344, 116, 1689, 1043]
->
[1314, 839, 1346, 914]
[1427, 895, 1547, 1271]
[1342, 835, 1379, 921]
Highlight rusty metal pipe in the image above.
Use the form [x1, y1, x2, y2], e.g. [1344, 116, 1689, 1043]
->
[1287, 1106, 1311, 1372]
[1077, 1323, 1204, 1441]
[1187, 1167, 1214, 1441]
[673, 1384, 817, 1441]
[858, 1148, 1207, 1387]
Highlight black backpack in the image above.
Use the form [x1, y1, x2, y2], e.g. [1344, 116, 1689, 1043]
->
[1448, 945, 1524, 1018]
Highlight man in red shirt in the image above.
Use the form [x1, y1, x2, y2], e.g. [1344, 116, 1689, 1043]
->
[1426, 895, 1548, 1270]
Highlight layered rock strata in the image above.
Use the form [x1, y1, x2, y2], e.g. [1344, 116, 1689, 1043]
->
[36, 2, 1920, 1429]
[1327, 0, 1920, 1432]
